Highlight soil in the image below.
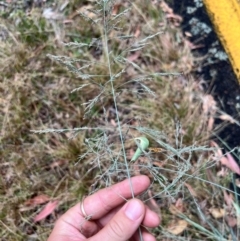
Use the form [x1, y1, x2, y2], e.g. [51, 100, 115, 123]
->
[169, 0, 240, 151]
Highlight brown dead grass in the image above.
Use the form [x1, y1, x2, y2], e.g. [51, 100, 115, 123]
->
[0, 1, 237, 240]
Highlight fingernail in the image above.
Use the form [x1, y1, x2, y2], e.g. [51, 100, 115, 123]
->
[124, 200, 143, 221]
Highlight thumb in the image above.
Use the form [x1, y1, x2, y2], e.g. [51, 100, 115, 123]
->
[91, 199, 145, 241]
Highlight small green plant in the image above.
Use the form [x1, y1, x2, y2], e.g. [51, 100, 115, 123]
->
[17, 12, 48, 45]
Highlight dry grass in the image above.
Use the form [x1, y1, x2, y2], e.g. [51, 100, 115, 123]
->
[0, 1, 238, 240]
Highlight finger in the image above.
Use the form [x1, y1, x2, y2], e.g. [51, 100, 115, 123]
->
[89, 199, 145, 241]
[130, 227, 157, 241]
[142, 207, 160, 228]
[97, 206, 160, 241]
[82, 175, 150, 219]
[98, 203, 160, 228]
[48, 218, 98, 241]
[55, 175, 150, 233]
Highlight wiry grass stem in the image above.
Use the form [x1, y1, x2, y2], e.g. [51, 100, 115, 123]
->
[102, 1, 134, 198]
[103, 1, 143, 240]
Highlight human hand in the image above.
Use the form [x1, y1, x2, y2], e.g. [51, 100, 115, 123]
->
[47, 175, 160, 241]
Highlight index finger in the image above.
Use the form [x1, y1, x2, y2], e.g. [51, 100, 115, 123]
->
[61, 175, 150, 226]
[82, 175, 151, 219]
